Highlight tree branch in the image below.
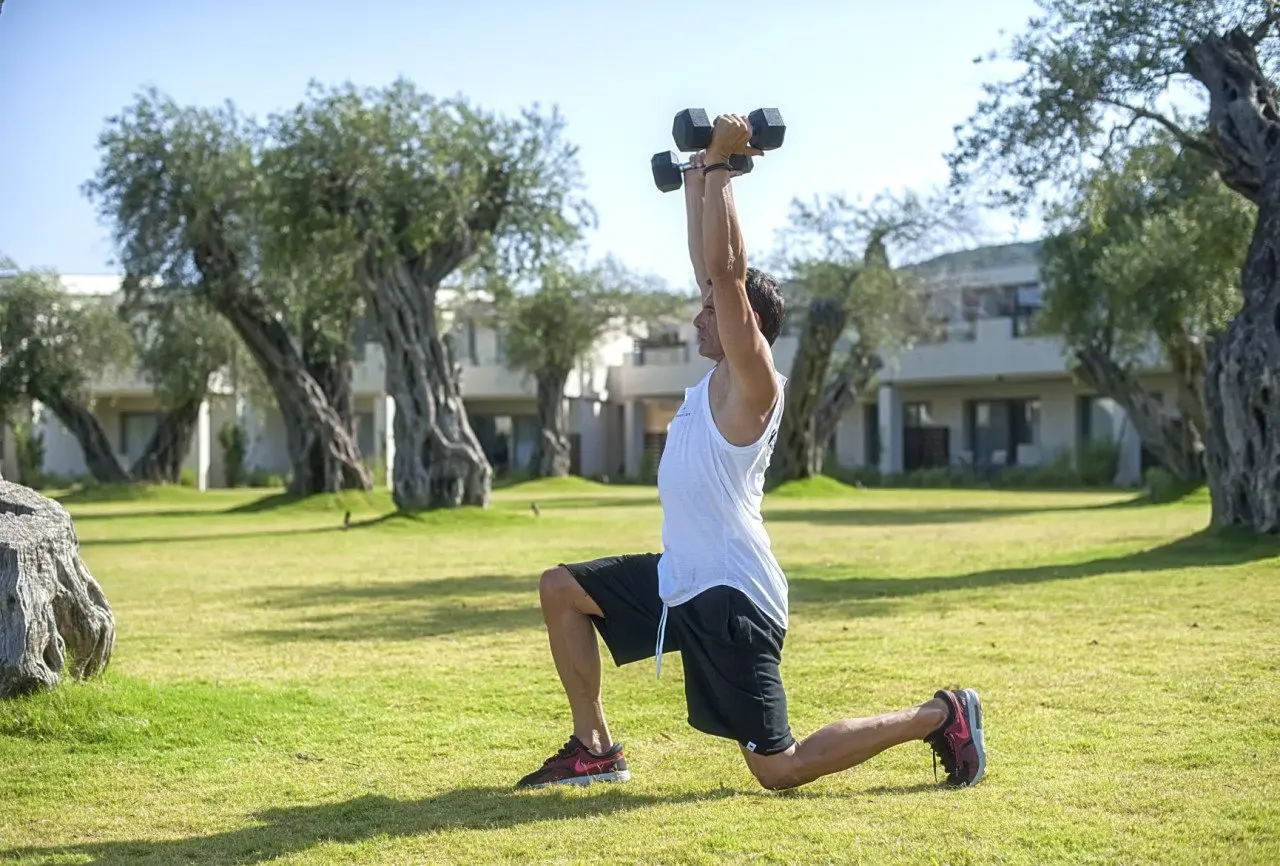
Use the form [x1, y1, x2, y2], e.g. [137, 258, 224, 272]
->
[1182, 27, 1278, 204]
[1249, 4, 1280, 45]
[1095, 97, 1219, 163]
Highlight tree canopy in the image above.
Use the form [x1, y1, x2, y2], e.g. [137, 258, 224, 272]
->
[948, 0, 1280, 211]
[493, 256, 685, 477]
[260, 78, 594, 510]
[0, 261, 134, 483]
[85, 88, 372, 495]
[767, 191, 967, 483]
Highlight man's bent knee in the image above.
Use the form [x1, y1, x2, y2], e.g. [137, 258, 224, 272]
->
[743, 747, 802, 791]
[539, 567, 602, 618]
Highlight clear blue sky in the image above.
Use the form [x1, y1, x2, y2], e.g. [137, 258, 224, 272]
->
[0, 0, 1042, 293]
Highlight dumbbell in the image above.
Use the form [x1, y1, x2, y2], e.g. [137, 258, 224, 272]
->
[671, 108, 786, 153]
[650, 150, 754, 193]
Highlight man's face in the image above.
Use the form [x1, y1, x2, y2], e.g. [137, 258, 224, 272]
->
[693, 296, 723, 360]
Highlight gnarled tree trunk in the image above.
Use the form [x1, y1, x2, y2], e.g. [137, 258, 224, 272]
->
[131, 396, 202, 484]
[1072, 345, 1205, 482]
[1183, 29, 1280, 532]
[359, 257, 491, 511]
[531, 369, 572, 478]
[812, 345, 882, 470]
[302, 329, 361, 485]
[215, 298, 371, 496]
[33, 391, 131, 485]
[0, 480, 114, 698]
[186, 222, 369, 495]
[769, 297, 848, 484]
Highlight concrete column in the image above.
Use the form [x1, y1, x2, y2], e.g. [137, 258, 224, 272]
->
[1112, 408, 1143, 486]
[382, 394, 396, 490]
[623, 400, 643, 479]
[1, 422, 17, 481]
[878, 385, 903, 476]
[196, 399, 211, 491]
[576, 399, 605, 478]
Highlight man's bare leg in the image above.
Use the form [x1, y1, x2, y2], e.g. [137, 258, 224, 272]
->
[538, 566, 612, 754]
[742, 698, 948, 790]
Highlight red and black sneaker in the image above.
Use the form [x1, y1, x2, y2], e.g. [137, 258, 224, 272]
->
[515, 736, 631, 789]
[924, 688, 986, 787]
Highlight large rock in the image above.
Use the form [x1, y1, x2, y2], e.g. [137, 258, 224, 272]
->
[0, 480, 114, 698]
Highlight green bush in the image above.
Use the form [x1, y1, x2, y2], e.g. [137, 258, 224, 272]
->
[995, 449, 1082, 489]
[1079, 436, 1121, 487]
[218, 422, 247, 488]
[178, 467, 198, 488]
[638, 451, 657, 485]
[246, 468, 287, 489]
[15, 424, 45, 488]
[1143, 466, 1201, 503]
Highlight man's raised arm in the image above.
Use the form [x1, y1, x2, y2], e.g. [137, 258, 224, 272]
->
[701, 115, 777, 410]
[684, 152, 712, 301]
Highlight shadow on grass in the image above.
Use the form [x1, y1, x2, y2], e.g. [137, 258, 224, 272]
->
[79, 524, 355, 549]
[789, 529, 1280, 619]
[259, 574, 533, 608]
[250, 573, 541, 642]
[70, 508, 227, 522]
[5, 787, 737, 865]
[75, 508, 532, 548]
[250, 604, 543, 643]
[762, 497, 1147, 527]
[244, 529, 1280, 642]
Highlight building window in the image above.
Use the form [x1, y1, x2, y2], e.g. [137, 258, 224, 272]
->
[355, 412, 376, 458]
[903, 402, 933, 427]
[964, 398, 1040, 467]
[120, 411, 162, 464]
[864, 404, 880, 467]
[1012, 283, 1044, 337]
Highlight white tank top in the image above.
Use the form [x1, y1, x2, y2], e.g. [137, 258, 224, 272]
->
[652, 366, 788, 676]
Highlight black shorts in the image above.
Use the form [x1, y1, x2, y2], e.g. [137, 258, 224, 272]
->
[562, 552, 794, 756]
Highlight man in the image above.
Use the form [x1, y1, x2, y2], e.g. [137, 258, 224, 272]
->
[518, 114, 985, 792]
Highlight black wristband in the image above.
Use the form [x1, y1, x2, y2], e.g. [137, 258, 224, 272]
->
[702, 162, 732, 176]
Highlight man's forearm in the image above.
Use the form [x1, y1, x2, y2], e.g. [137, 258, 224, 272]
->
[702, 167, 745, 284]
[684, 175, 711, 298]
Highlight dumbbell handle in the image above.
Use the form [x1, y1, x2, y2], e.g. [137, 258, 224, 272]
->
[676, 154, 753, 173]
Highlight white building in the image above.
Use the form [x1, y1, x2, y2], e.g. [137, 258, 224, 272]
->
[2, 242, 1182, 489]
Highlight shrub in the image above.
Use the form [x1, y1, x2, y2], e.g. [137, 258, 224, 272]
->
[1143, 466, 1200, 503]
[1079, 436, 1121, 487]
[218, 422, 246, 488]
[15, 424, 45, 488]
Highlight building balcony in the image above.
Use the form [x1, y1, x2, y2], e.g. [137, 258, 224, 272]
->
[881, 318, 1071, 385]
[609, 335, 800, 399]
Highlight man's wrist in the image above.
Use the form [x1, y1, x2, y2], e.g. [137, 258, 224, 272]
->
[704, 149, 731, 166]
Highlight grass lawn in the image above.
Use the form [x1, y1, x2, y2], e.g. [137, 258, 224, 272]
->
[2, 478, 1278, 864]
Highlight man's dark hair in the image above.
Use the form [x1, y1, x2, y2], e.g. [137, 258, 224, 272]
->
[746, 267, 786, 345]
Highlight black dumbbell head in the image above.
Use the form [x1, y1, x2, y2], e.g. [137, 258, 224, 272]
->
[729, 154, 754, 175]
[672, 108, 713, 152]
[748, 108, 785, 150]
[651, 150, 683, 193]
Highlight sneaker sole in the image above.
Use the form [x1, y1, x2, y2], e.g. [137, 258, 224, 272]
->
[525, 769, 632, 789]
[961, 688, 985, 786]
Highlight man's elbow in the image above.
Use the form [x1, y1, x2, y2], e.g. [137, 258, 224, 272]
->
[707, 268, 743, 293]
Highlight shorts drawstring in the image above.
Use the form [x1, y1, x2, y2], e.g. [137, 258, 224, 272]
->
[655, 603, 669, 679]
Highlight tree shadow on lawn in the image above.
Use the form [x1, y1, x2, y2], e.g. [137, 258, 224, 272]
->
[762, 499, 1140, 527]
[249, 573, 542, 643]
[242, 529, 1279, 643]
[69, 508, 226, 522]
[258, 574, 535, 609]
[789, 528, 1280, 620]
[5, 786, 739, 866]
[78, 523, 356, 549]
